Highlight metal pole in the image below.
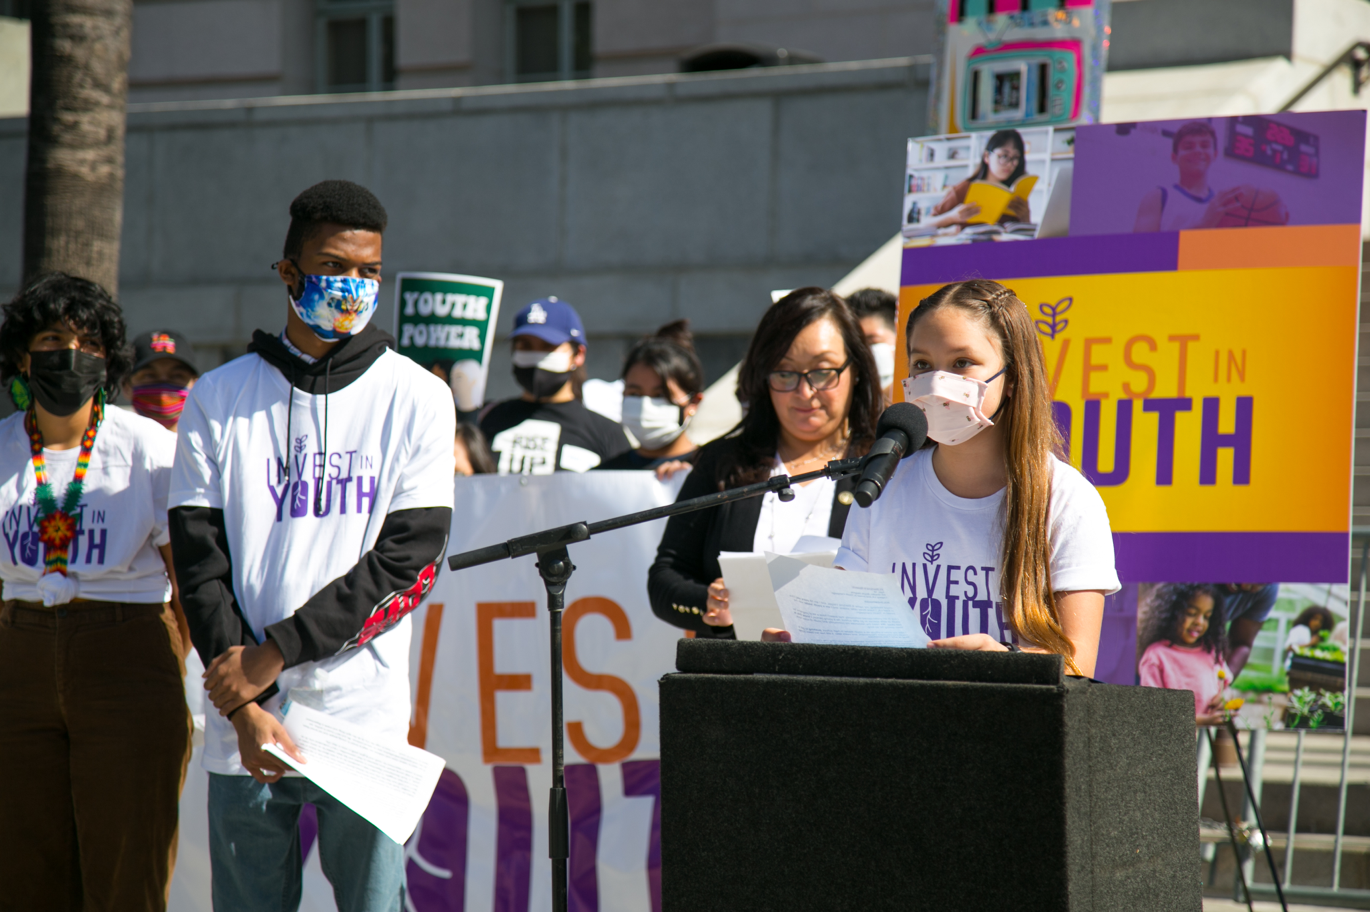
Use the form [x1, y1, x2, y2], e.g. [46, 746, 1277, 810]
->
[538, 546, 574, 912]
[1229, 721, 1288, 911]
[1283, 729, 1305, 888]
[1209, 728, 1255, 911]
[1334, 536, 1368, 888]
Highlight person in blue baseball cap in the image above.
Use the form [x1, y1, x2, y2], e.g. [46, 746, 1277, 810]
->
[479, 297, 630, 474]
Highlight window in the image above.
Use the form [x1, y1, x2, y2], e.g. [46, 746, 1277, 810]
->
[506, 0, 591, 82]
[317, 0, 395, 93]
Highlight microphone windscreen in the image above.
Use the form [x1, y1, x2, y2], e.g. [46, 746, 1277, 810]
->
[876, 403, 928, 457]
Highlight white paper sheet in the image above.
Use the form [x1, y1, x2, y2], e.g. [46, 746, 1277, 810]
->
[262, 702, 446, 845]
[718, 540, 840, 640]
[766, 554, 929, 648]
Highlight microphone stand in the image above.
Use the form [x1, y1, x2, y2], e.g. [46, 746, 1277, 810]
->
[446, 458, 864, 912]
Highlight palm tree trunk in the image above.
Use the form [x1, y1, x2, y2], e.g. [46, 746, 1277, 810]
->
[22, 0, 132, 297]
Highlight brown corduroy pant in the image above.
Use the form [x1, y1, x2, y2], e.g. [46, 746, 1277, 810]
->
[0, 599, 192, 912]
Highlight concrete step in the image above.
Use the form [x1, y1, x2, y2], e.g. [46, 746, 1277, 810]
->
[1200, 733, 1370, 835]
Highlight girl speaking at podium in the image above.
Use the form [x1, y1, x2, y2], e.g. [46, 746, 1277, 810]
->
[835, 280, 1120, 676]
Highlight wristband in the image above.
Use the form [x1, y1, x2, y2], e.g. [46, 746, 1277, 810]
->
[227, 702, 251, 721]
[1006, 643, 1022, 653]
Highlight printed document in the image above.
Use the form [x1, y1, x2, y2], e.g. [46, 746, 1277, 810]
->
[719, 537, 840, 640]
[262, 702, 446, 844]
[766, 554, 928, 648]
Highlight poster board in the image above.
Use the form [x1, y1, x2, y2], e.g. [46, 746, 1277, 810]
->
[898, 109, 1365, 729]
[394, 272, 504, 411]
[929, 0, 1111, 135]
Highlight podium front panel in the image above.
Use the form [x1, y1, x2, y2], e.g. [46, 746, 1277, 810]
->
[660, 642, 1199, 912]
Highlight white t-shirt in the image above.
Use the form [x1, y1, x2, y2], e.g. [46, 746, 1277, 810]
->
[752, 455, 834, 554]
[836, 448, 1119, 643]
[0, 406, 174, 603]
[171, 348, 456, 775]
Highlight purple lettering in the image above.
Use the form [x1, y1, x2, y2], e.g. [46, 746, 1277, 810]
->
[974, 599, 993, 635]
[622, 760, 662, 912]
[290, 481, 310, 518]
[336, 477, 351, 514]
[1142, 397, 1192, 485]
[946, 596, 958, 637]
[1052, 401, 1072, 457]
[356, 475, 377, 514]
[405, 769, 470, 912]
[1200, 396, 1253, 485]
[85, 528, 106, 565]
[899, 562, 917, 600]
[567, 763, 601, 912]
[944, 565, 961, 601]
[492, 766, 532, 912]
[1083, 399, 1133, 486]
[267, 482, 288, 522]
[313, 479, 332, 518]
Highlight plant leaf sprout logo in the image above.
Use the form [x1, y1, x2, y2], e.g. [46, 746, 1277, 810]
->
[923, 541, 943, 563]
[1034, 296, 1072, 340]
[527, 303, 548, 324]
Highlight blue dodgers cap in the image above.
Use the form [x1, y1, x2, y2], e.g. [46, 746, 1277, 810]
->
[510, 296, 586, 348]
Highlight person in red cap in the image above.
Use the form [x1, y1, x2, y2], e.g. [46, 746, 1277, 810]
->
[479, 296, 629, 473]
[123, 329, 200, 431]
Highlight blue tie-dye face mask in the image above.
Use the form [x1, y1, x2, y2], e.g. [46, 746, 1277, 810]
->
[289, 273, 380, 342]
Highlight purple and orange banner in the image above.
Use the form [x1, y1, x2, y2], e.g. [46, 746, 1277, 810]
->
[899, 111, 1366, 585]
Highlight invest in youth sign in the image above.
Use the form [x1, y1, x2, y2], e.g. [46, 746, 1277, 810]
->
[394, 272, 503, 410]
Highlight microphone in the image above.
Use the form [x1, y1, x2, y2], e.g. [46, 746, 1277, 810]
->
[852, 403, 928, 507]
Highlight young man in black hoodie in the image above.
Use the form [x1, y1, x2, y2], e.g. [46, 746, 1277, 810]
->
[169, 180, 455, 910]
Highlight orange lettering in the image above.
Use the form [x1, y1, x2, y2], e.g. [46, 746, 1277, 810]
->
[1044, 337, 1071, 399]
[563, 597, 641, 764]
[1168, 334, 1200, 396]
[1227, 349, 1247, 383]
[408, 603, 444, 749]
[477, 601, 541, 764]
[1122, 335, 1156, 399]
[1082, 337, 1111, 400]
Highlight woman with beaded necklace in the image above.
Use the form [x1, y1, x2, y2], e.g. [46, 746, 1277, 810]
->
[0, 274, 191, 911]
[647, 288, 881, 637]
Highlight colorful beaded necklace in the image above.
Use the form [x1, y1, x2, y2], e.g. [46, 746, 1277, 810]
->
[26, 392, 103, 576]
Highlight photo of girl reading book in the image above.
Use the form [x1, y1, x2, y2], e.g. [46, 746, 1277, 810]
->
[927, 129, 1032, 228]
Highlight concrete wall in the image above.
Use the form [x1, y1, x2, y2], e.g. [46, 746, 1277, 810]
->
[0, 58, 928, 400]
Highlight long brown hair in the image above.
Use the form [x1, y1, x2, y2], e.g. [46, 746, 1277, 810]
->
[717, 287, 882, 487]
[907, 280, 1078, 671]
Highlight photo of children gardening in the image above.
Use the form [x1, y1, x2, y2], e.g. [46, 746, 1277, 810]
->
[1136, 582, 1351, 730]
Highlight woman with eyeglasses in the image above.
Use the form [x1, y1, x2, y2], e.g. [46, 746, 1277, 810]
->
[647, 288, 881, 637]
[928, 129, 1031, 228]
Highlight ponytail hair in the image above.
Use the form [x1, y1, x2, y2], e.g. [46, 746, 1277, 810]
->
[621, 319, 705, 400]
[907, 280, 1076, 671]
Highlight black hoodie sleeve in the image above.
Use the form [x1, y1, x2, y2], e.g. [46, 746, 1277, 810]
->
[263, 506, 451, 667]
[169, 506, 261, 660]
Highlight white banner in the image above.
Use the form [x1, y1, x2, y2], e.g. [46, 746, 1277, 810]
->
[171, 472, 686, 912]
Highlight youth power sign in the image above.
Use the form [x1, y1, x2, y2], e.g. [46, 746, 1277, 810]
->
[394, 272, 503, 410]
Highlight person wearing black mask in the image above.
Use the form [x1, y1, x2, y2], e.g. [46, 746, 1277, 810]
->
[479, 297, 630, 473]
[0, 273, 192, 910]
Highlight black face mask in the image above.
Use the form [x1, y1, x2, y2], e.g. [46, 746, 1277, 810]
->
[27, 349, 107, 417]
[514, 366, 572, 400]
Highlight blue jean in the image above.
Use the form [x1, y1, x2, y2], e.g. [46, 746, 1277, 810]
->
[208, 773, 404, 912]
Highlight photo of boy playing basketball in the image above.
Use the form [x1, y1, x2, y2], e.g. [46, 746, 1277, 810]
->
[1133, 121, 1289, 232]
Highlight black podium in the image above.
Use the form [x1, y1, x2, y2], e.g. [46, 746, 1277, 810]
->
[659, 641, 1201, 911]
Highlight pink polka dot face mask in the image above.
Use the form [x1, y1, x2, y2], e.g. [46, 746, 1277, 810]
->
[901, 367, 1005, 446]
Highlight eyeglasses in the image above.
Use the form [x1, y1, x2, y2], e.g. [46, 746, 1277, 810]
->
[991, 150, 1021, 165]
[767, 360, 851, 393]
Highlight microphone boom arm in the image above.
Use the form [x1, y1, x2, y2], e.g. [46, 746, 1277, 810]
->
[442, 454, 863, 912]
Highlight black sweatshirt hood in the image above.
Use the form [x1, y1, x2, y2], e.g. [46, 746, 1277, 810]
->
[248, 323, 395, 394]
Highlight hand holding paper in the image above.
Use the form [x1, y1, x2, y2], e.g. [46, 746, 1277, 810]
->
[263, 702, 446, 844]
